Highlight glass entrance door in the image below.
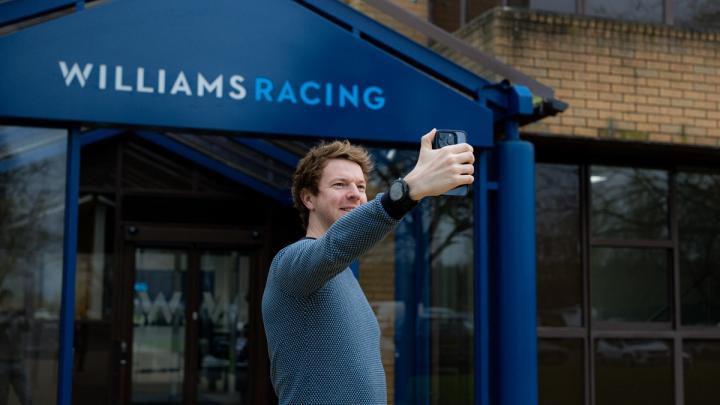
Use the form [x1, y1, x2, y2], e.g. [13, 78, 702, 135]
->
[129, 247, 252, 405]
[196, 251, 250, 404]
[131, 247, 188, 404]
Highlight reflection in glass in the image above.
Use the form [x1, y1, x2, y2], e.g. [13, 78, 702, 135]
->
[538, 339, 583, 405]
[595, 339, 672, 405]
[587, 0, 663, 23]
[591, 166, 668, 240]
[677, 171, 720, 326]
[73, 194, 116, 404]
[536, 164, 582, 327]
[429, 194, 474, 405]
[75, 195, 116, 321]
[132, 248, 188, 404]
[363, 146, 475, 405]
[363, 147, 418, 405]
[591, 248, 669, 323]
[673, 0, 720, 31]
[198, 251, 250, 404]
[0, 126, 67, 405]
[684, 340, 720, 405]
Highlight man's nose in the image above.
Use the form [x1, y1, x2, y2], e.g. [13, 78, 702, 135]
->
[346, 184, 362, 199]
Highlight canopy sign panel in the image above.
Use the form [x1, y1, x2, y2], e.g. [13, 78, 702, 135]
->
[0, 0, 492, 146]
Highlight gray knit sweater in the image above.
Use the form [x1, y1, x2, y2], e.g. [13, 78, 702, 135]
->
[262, 194, 406, 405]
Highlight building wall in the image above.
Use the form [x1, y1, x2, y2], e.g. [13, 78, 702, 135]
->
[454, 8, 720, 147]
[347, 2, 720, 148]
[360, 233, 397, 403]
[344, 0, 430, 44]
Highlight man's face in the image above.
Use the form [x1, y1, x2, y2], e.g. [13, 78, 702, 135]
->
[303, 158, 368, 234]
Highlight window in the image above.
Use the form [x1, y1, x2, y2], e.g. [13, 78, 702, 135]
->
[508, 0, 577, 13]
[536, 162, 720, 405]
[586, 0, 664, 23]
[429, 0, 720, 31]
[0, 126, 68, 405]
[673, 0, 720, 31]
[363, 146, 475, 405]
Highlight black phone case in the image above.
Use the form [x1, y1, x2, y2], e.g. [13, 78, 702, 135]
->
[433, 129, 469, 197]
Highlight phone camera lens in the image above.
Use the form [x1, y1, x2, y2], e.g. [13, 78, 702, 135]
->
[439, 134, 449, 147]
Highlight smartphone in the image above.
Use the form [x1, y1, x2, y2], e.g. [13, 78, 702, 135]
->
[432, 129, 469, 197]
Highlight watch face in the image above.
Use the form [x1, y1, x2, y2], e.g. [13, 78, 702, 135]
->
[389, 181, 404, 201]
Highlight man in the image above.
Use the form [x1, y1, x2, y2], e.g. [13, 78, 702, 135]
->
[262, 129, 474, 405]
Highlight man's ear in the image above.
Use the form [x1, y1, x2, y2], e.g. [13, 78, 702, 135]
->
[301, 189, 315, 211]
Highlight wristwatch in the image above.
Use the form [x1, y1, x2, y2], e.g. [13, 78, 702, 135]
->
[389, 178, 415, 208]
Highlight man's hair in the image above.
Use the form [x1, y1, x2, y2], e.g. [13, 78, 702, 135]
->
[292, 140, 373, 229]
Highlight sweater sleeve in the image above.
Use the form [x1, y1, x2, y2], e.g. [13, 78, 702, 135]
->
[269, 194, 400, 297]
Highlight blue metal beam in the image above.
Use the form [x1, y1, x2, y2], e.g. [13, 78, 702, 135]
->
[297, 0, 489, 98]
[58, 128, 80, 405]
[0, 0, 74, 26]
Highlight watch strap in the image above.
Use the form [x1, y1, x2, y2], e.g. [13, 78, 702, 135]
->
[381, 179, 418, 219]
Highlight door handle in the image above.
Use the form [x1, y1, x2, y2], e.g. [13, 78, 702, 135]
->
[119, 341, 128, 366]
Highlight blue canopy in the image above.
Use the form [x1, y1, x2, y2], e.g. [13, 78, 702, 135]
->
[0, 0, 507, 146]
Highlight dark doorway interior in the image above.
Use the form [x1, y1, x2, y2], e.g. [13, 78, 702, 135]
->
[72, 132, 303, 405]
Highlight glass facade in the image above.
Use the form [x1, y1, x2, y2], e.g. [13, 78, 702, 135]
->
[590, 166, 669, 241]
[132, 248, 188, 403]
[0, 126, 68, 405]
[677, 171, 720, 326]
[684, 340, 720, 405]
[591, 247, 670, 323]
[508, 0, 576, 13]
[586, 0, 664, 23]
[673, 0, 720, 31]
[431, 0, 720, 31]
[62, 134, 720, 405]
[428, 195, 474, 404]
[360, 146, 475, 405]
[537, 162, 720, 405]
[3, 126, 720, 405]
[536, 164, 582, 327]
[595, 339, 673, 405]
[538, 339, 584, 404]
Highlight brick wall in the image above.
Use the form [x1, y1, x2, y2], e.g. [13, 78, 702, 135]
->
[360, 232, 398, 404]
[344, 0, 430, 44]
[453, 8, 720, 147]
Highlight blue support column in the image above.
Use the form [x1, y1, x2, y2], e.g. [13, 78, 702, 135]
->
[412, 204, 431, 405]
[494, 125, 537, 405]
[478, 82, 537, 405]
[57, 128, 80, 405]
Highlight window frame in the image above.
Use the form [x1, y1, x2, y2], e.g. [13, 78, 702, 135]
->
[535, 147, 720, 405]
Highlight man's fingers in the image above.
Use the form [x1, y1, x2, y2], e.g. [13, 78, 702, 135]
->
[454, 174, 475, 185]
[456, 163, 475, 175]
[420, 129, 436, 149]
[444, 142, 473, 154]
[452, 151, 475, 165]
